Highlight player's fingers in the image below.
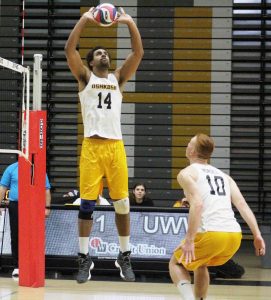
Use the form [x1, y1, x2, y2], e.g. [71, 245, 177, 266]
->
[178, 253, 184, 264]
[184, 251, 194, 264]
[112, 12, 120, 24]
[119, 7, 126, 14]
[185, 255, 189, 264]
[258, 247, 265, 256]
[192, 252, 196, 261]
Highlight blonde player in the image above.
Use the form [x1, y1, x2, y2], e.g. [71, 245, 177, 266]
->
[65, 7, 143, 283]
[169, 134, 266, 300]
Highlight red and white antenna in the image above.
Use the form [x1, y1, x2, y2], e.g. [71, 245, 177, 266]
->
[21, 0, 25, 65]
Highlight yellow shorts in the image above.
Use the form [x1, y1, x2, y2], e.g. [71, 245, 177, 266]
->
[80, 138, 128, 200]
[174, 231, 242, 271]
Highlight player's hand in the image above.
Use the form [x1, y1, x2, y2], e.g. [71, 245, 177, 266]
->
[254, 235, 266, 256]
[115, 7, 133, 24]
[45, 208, 51, 218]
[181, 198, 190, 208]
[175, 239, 195, 264]
[83, 7, 100, 25]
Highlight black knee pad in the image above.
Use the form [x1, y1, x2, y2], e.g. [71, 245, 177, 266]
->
[78, 210, 94, 220]
[78, 199, 96, 220]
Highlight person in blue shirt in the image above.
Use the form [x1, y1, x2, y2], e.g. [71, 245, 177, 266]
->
[0, 162, 51, 278]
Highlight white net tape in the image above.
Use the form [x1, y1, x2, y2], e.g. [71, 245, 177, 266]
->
[0, 57, 30, 159]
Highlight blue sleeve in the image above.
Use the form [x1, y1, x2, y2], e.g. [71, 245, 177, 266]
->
[0, 165, 12, 188]
[45, 174, 51, 190]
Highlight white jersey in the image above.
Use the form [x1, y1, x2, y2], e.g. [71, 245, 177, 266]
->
[191, 163, 241, 233]
[79, 72, 123, 139]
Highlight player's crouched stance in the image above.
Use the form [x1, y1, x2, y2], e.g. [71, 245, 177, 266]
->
[169, 134, 265, 300]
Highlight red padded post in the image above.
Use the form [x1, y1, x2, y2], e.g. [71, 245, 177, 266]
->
[18, 111, 46, 287]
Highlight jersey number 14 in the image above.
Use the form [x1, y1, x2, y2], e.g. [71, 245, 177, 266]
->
[97, 92, 112, 109]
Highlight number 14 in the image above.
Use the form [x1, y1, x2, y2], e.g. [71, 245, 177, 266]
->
[97, 92, 111, 109]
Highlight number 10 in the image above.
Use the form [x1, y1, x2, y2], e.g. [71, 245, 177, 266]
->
[206, 175, 226, 196]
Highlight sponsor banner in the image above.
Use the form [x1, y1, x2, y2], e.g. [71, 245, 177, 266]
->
[89, 211, 188, 259]
[0, 209, 188, 260]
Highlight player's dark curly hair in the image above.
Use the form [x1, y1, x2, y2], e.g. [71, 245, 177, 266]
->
[86, 46, 111, 70]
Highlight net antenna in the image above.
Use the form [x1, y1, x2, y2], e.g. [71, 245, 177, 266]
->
[0, 55, 43, 160]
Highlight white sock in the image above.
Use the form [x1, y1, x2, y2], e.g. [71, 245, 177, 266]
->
[177, 280, 195, 300]
[79, 237, 89, 255]
[118, 236, 130, 253]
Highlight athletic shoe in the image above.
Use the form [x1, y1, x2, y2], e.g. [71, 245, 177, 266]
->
[115, 251, 135, 282]
[76, 253, 94, 283]
[12, 268, 19, 281]
[209, 259, 245, 279]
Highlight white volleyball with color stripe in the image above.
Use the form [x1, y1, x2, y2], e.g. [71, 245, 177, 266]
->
[93, 3, 118, 27]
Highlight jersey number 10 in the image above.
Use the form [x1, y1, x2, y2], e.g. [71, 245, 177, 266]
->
[206, 175, 226, 196]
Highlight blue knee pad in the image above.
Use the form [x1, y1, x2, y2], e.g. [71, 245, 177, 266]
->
[78, 199, 96, 220]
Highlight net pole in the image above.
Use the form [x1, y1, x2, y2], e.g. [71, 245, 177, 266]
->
[21, 67, 30, 160]
[25, 67, 30, 159]
[19, 111, 47, 287]
[33, 54, 43, 110]
[19, 54, 46, 287]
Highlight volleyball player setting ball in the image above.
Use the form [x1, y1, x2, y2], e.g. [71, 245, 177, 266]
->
[65, 0, 144, 284]
[92, 3, 119, 27]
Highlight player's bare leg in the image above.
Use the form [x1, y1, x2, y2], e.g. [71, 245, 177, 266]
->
[114, 199, 135, 281]
[76, 200, 96, 283]
[169, 255, 195, 300]
[194, 266, 209, 299]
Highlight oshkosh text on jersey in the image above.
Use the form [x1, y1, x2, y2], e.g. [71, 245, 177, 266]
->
[92, 84, 117, 90]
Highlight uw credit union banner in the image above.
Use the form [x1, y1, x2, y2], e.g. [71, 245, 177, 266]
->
[1, 210, 188, 260]
[89, 210, 188, 259]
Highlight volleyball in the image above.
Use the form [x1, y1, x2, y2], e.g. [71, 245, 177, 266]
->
[93, 3, 118, 27]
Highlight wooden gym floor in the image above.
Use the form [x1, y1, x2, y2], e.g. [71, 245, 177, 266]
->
[0, 245, 270, 300]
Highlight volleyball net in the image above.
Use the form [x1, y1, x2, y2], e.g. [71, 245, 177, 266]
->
[0, 57, 30, 159]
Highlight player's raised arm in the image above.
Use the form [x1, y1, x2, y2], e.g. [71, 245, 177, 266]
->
[65, 8, 98, 82]
[114, 8, 144, 90]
